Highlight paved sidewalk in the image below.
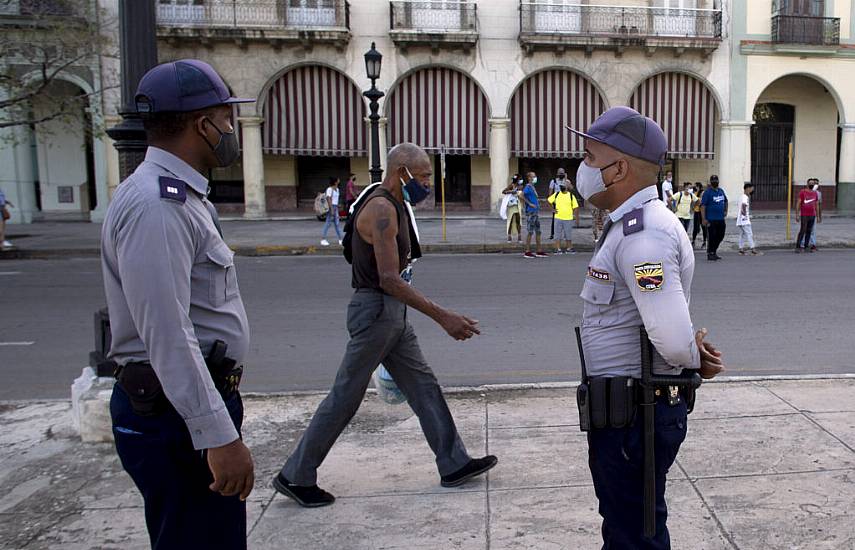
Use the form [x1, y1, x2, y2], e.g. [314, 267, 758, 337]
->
[2, 212, 854, 258]
[1, 378, 853, 549]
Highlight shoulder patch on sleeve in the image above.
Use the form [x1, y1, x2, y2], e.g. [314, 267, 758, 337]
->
[159, 176, 187, 203]
[622, 207, 644, 235]
[633, 261, 664, 291]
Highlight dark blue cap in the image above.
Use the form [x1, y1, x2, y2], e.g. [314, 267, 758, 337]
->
[135, 59, 254, 114]
[566, 106, 668, 167]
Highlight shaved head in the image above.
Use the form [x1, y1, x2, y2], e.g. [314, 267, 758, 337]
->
[387, 142, 430, 174]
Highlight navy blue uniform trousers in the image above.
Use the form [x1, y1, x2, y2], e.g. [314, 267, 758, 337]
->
[111, 384, 247, 550]
[587, 398, 688, 550]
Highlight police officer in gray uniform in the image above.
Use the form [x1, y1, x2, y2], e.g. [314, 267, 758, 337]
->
[101, 59, 254, 549]
[567, 107, 726, 549]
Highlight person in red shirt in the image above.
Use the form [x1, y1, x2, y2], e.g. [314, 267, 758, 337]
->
[344, 173, 358, 215]
[794, 180, 819, 253]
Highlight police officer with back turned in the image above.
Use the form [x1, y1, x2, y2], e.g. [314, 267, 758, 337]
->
[567, 107, 726, 549]
[101, 59, 255, 549]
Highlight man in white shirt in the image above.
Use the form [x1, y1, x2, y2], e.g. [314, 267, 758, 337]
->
[321, 177, 343, 246]
[737, 183, 762, 256]
[660, 171, 674, 209]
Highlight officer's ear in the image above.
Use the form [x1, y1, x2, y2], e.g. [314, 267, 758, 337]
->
[610, 157, 630, 184]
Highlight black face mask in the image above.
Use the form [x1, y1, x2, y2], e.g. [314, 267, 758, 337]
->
[202, 118, 240, 167]
[400, 166, 430, 204]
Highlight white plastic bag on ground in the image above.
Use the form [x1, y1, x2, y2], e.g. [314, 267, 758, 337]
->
[372, 364, 407, 405]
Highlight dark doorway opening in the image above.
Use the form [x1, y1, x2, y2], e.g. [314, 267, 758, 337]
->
[296, 156, 351, 207]
[751, 103, 795, 203]
[517, 158, 582, 204]
[435, 154, 471, 204]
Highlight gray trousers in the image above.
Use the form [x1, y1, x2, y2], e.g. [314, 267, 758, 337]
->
[282, 289, 471, 486]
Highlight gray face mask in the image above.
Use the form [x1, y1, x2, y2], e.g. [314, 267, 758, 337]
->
[203, 118, 240, 167]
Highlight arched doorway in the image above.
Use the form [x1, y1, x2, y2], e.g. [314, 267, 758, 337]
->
[386, 67, 490, 208]
[509, 69, 606, 197]
[629, 72, 719, 188]
[750, 75, 840, 208]
[261, 65, 367, 209]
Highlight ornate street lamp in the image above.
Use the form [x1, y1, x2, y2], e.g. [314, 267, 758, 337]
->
[363, 42, 384, 184]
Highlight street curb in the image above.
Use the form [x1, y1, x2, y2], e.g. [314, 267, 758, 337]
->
[5, 242, 855, 259]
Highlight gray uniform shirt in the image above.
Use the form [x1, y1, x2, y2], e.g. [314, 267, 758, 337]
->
[580, 185, 700, 378]
[101, 147, 250, 450]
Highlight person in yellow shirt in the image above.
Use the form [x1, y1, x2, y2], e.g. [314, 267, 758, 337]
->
[547, 183, 580, 254]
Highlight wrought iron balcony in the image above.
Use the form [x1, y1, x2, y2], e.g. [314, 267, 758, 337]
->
[771, 15, 840, 46]
[389, 1, 478, 52]
[519, 3, 722, 56]
[156, 0, 351, 50]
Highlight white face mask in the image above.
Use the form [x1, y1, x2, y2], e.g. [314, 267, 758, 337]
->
[812, 184, 819, 191]
[575, 161, 607, 201]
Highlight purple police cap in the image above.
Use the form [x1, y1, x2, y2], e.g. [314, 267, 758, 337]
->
[566, 106, 668, 166]
[134, 59, 253, 114]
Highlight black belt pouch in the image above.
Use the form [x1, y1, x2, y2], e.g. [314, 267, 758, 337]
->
[576, 382, 591, 432]
[117, 363, 168, 417]
[589, 377, 609, 429]
[609, 376, 635, 428]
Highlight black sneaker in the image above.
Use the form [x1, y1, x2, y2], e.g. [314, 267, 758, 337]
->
[272, 473, 335, 508]
[440, 456, 498, 488]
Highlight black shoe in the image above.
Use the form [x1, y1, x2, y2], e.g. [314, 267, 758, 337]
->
[707, 255, 716, 261]
[272, 473, 335, 508]
[714, 254, 723, 260]
[440, 456, 498, 488]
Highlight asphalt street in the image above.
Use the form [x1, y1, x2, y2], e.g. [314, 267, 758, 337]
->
[1, 249, 853, 400]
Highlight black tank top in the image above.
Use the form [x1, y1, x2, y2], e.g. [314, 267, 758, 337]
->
[351, 188, 411, 290]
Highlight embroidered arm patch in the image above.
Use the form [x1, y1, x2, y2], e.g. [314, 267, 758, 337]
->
[159, 176, 187, 203]
[634, 261, 664, 291]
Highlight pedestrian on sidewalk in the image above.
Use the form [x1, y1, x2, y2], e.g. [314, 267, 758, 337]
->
[660, 170, 675, 209]
[568, 105, 725, 550]
[321, 177, 343, 246]
[691, 181, 707, 249]
[272, 143, 497, 508]
[500, 174, 523, 242]
[808, 178, 822, 251]
[0, 187, 14, 249]
[344, 173, 357, 215]
[101, 59, 255, 549]
[548, 167, 567, 239]
[674, 182, 695, 233]
[701, 175, 727, 261]
[522, 172, 548, 258]
[547, 181, 579, 254]
[592, 206, 608, 243]
[794, 179, 819, 253]
[737, 183, 762, 256]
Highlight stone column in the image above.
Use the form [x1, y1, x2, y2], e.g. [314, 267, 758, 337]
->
[717, 121, 752, 218]
[239, 117, 267, 219]
[837, 123, 855, 211]
[489, 118, 511, 213]
[89, 101, 110, 223]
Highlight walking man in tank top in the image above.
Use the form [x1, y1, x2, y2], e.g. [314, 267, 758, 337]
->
[272, 143, 498, 507]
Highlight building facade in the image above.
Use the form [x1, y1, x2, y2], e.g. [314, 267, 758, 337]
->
[2, 0, 854, 222]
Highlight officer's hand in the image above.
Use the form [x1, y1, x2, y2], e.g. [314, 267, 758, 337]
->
[208, 438, 255, 501]
[695, 328, 725, 380]
[440, 310, 481, 341]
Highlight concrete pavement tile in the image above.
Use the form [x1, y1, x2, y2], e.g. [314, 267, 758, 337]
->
[250, 492, 486, 549]
[487, 427, 593, 490]
[807, 412, 855, 452]
[310, 429, 486, 498]
[680, 414, 855, 478]
[487, 390, 577, 428]
[10, 508, 150, 550]
[690, 382, 794, 419]
[696, 470, 855, 550]
[759, 380, 855, 413]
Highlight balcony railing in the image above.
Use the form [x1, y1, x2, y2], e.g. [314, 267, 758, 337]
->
[390, 0, 477, 33]
[520, 3, 722, 40]
[156, 0, 350, 30]
[771, 14, 839, 46]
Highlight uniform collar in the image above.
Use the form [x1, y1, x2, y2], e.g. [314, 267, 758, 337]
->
[608, 186, 658, 222]
[145, 147, 209, 197]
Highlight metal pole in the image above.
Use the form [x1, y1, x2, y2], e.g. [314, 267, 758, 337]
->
[440, 144, 447, 242]
[105, 0, 158, 182]
[365, 81, 384, 184]
[787, 140, 793, 241]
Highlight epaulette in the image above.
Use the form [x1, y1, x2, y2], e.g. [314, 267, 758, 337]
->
[622, 207, 644, 235]
[159, 176, 187, 203]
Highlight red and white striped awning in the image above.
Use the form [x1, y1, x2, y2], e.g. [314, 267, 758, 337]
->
[262, 65, 367, 156]
[630, 72, 717, 160]
[386, 67, 489, 155]
[510, 70, 606, 158]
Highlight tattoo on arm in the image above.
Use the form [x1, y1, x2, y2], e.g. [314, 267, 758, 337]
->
[375, 217, 391, 233]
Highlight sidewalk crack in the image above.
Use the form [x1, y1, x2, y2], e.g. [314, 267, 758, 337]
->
[248, 492, 277, 538]
[762, 386, 855, 455]
[485, 398, 491, 550]
[676, 459, 741, 550]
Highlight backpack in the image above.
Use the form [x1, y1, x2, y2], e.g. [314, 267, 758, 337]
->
[313, 192, 329, 216]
